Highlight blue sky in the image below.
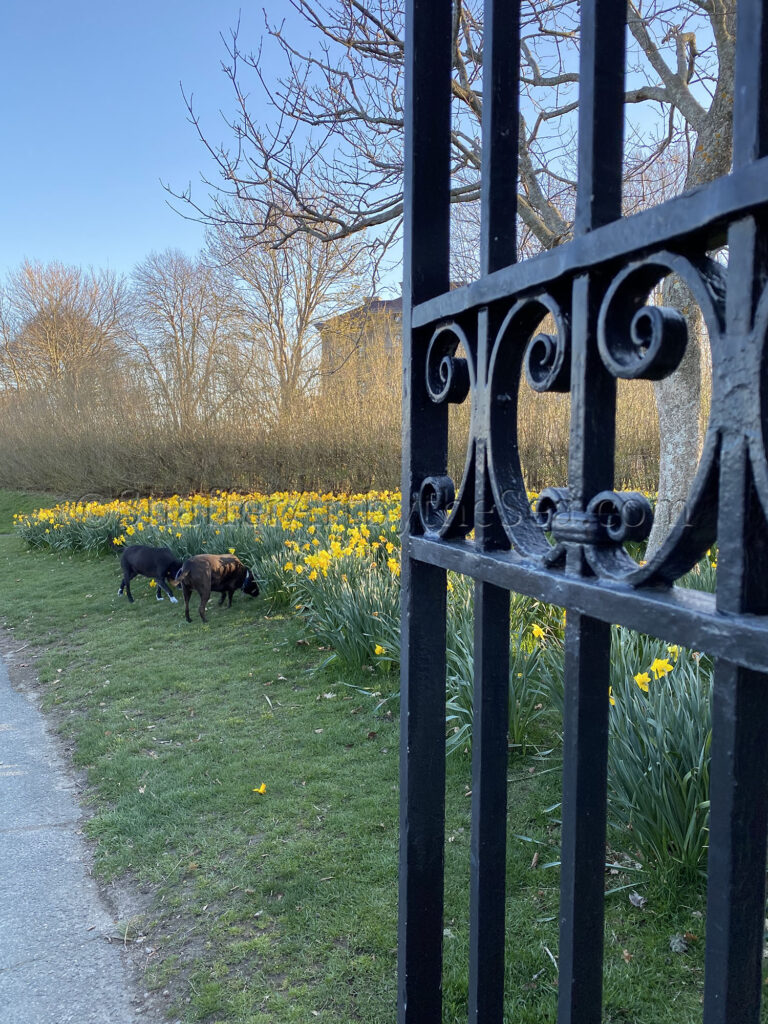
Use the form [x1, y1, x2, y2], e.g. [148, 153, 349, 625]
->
[0, 2, 299, 279]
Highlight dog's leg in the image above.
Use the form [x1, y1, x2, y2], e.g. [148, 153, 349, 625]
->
[199, 585, 210, 623]
[124, 572, 135, 603]
[227, 590, 234, 608]
[218, 592, 227, 606]
[157, 577, 178, 604]
[183, 583, 193, 623]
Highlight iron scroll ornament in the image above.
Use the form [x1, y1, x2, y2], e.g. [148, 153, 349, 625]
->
[484, 253, 727, 586]
[486, 292, 571, 565]
[418, 321, 476, 537]
[589, 251, 726, 584]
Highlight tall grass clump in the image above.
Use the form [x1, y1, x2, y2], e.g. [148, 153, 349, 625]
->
[608, 639, 712, 880]
[290, 555, 401, 682]
[539, 622, 713, 880]
[444, 585, 558, 757]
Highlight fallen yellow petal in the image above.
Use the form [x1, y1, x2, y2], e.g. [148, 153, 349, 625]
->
[253, 783, 267, 795]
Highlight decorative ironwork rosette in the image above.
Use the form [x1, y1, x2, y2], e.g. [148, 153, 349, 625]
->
[472, 252, 730, 586]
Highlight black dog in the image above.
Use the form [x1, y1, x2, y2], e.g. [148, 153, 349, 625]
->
[117, 544, 183, 604]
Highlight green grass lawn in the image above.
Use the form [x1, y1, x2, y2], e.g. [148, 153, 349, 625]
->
[0, 488, 62, 532]
[0, 515, 716, 1023]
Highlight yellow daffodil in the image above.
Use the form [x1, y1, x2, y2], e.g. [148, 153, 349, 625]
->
[649, 657, 674, 679]
[634, 672, 650, 692]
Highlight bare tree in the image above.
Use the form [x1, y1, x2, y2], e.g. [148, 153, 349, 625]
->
[128, 250, 246, 431]
[0, 260, 127, 393]
[206, 200, 371, 422]
[174, 2, 726, 244]
[175, 0, 735, 546]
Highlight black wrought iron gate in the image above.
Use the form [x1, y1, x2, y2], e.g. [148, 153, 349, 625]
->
[398, 1, 768, 1021]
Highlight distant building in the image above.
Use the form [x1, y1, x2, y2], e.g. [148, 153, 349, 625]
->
[316, 296, 403, 391]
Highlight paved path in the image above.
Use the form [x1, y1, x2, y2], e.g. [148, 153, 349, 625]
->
[0, 653, 156, 1024]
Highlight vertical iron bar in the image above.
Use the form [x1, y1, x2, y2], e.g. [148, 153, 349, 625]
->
[706, 439, 768, 1024]
[398, 562, 449, 1024]
[468, 579, 510, 1024]
[558, 613, 611, 1023]
[479, 0, 521, 276]
[399, 0, 453, 1020]
[704, 6, 768, 1006]
[705, 656, 768, 1024]
[467, 305, 511, 1023]
[573, 2, 626, 235]
[559, 5, 625, 1023]
[731, 0, 768, 170]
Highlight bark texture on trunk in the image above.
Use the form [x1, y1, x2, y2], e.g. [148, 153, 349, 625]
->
[646, 276, 704, 554]
[646, 3, 734, 556]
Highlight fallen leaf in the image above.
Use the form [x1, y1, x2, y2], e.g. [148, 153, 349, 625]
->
[367, 731, 377, 740]
[622, 949, 632, 963]
[531, 851, 540, 870]
[669, 933, 689, 954]
[629, 891, 647, 908]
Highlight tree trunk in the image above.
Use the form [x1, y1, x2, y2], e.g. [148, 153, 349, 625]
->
[646, 276, 703, 554]
[645, 10, 734, 556]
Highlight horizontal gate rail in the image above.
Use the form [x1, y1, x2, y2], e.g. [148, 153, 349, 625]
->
[411, 156, 768, 331]
[410, 536, 768, 675]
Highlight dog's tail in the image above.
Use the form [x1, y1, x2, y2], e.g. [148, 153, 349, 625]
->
[174, 562, 192, 585]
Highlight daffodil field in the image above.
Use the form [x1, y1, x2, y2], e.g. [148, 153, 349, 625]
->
[15, 490, 717, 878]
